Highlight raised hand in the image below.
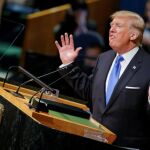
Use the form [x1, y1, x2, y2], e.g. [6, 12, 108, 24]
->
[55, 33, 82, 64]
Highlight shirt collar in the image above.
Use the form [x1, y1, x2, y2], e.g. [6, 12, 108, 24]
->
[116, 47, 139, 63]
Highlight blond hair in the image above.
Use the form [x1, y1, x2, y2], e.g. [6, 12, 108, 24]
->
[111, 10, 145, 46]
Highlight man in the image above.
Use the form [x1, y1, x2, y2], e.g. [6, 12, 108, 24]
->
[55, 11, 150, 149]
[82, 43, 102, 75]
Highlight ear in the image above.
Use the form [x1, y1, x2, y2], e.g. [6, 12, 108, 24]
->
[130, 31, 138, 41]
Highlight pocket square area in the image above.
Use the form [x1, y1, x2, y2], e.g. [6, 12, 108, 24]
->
[125, 86, 141, 89]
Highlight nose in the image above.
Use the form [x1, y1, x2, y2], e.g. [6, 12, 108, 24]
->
[109, 25, 115, 33]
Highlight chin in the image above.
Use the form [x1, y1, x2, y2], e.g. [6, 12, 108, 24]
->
[109, 42, 116, 49]
[109, 44, 119, 52]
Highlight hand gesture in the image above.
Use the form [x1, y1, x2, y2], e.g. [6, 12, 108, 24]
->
[55, 33, 82, 64]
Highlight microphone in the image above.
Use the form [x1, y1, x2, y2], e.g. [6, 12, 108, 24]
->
[16, 58, 87, 94]
[2, 66, 18, 87]
[3, 66, 58, 98]
[28, 68, 91, 119]
[17, 66, 57, 95]
[29, 68, 74, 106]
[2, 66, 32, 98]
[48, 69, 74, 87]
[15, 66, 67, 95]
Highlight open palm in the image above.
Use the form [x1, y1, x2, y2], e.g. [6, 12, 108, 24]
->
[55, 33, 82, 64]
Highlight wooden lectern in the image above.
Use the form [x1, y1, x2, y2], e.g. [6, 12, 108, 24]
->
[0, 81, 126, 150]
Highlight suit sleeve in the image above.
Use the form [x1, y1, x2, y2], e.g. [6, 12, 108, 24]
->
[147, 83, 150, 118]
[59, 62, 93, 102]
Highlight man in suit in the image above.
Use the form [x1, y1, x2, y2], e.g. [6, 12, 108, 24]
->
[55, 10, 150, 149]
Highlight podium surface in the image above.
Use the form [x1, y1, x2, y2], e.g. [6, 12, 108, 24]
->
[0, 81, 125, 150]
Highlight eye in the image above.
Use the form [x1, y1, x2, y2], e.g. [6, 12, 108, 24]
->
[116, 23, 122, 28]
[110, 23, 122, 28]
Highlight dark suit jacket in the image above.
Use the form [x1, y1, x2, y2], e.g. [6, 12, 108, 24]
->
[59, 48, 150, 148]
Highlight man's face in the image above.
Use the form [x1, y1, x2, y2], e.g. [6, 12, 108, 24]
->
[109, 17, 132, 53]
[75, 10, 87, 26]
[84, 47, 101, 67]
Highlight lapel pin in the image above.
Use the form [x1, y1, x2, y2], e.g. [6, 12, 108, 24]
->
[133, 66, 136, 70]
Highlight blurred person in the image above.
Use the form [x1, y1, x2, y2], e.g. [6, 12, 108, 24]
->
[54, 0, 104, 44]
[55, 10, 150, 149]
[53, 10, 77, 42]
[82, 43, 102, 75]
[70, 0, 97, 35]
[70, 0, 104, 60]
[54, 0, 104, 69]
[142, 0, 150, 53]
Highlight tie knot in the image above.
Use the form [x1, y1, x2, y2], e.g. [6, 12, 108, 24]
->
[115, 55, 124, 65]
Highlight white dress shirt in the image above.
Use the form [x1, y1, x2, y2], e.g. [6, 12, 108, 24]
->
[105, 47, 139, 93]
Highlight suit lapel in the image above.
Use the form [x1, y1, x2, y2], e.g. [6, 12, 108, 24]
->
[104, 48, 143, 112]
[97, 51, 116, 112]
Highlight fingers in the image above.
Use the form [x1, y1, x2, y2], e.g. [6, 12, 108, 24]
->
[69, 34, 74, 48]
[75, 47, 82, 54]
[65, 33, 69, 45]
[55, 33, 73, 49]
[55, 40, 61, 50]
[61, 35, 65, 46]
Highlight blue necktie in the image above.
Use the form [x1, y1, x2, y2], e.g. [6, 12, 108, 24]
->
[105, 55, 124, 105]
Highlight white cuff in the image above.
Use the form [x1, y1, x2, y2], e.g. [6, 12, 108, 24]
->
[59, 62, 73, 68]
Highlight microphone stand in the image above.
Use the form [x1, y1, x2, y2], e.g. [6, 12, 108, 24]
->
[28, 69, 73, 110]
[15, 67, 66, 96]
[18, 66, 56, 95]
[29, 69, 74, 111]
[28, 88, 49, 112]
[2, 66, 18, 87]
[29, 88, 43, 104]
[35, 89, 45, 112]
[2, 66, 26, 98]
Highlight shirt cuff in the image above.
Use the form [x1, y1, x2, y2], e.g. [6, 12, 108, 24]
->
[59, 62, 73, 68]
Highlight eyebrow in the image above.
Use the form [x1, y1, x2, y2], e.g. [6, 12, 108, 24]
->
[110, 22, 122, 26]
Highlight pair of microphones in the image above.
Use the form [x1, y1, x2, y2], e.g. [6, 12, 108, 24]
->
[2, 65, 73, 103]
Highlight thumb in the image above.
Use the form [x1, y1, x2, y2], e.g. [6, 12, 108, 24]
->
[75, 47, 82, 55]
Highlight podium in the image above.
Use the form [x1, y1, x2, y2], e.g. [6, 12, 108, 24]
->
[0, 81, 127, 150]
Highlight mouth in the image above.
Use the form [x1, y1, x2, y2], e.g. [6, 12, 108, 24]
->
[109, 36, 115, 42]
[109, 34, 115, 39]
